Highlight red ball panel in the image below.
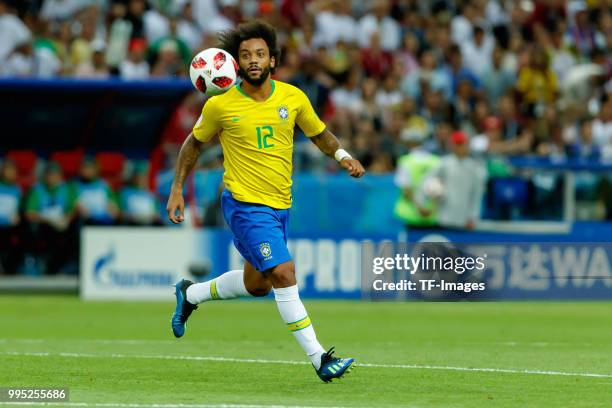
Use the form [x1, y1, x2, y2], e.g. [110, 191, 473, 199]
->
[213, 52, 226, 70]
[212, 76, 233, 89]
[195, 76, 207, 93]
[191, 57, 206, 69]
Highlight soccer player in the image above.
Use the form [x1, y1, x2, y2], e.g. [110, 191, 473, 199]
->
[167, 21, 365, 382]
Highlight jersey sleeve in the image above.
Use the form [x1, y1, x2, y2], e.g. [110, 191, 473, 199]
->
[295, 90, 326, 137]
[192, 97, 222, 143]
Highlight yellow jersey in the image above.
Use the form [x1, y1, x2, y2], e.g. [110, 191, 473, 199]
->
[192, 80, 326, 209]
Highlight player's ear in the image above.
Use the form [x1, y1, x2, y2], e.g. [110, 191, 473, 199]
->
[270, 55, 276, 70]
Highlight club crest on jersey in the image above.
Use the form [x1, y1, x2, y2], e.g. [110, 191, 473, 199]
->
[278, 105, 289, 120]
[259, 242, 273, 259]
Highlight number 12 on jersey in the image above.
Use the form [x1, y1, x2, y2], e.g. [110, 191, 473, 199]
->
[256, 126, 275, 149]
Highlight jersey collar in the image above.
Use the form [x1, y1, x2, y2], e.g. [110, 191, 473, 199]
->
[236, 79, 275, 102]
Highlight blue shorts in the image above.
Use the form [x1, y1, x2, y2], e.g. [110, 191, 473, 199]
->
[221, 189, 292, 272]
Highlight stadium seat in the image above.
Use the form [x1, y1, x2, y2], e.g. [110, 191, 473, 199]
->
[95, 152, 126, 190]
[6, 150, 38, 190]
[492, 178, 529, 205]
[490, 177, 529, 219]
[50, 150, 84, 179]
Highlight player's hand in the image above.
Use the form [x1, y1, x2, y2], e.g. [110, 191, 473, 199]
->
[340, 158, 365, 178]
[166, 190, 185, 224]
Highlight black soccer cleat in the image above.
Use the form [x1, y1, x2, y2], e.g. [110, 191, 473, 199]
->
[315, 347, 355, 382]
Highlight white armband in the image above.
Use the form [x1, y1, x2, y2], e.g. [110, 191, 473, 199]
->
[334, 148, 352, 162]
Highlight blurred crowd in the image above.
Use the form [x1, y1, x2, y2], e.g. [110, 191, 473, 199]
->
[0, 0, 611, 164]
[2, 0, 612, 273]
[0, 155, 163, 275]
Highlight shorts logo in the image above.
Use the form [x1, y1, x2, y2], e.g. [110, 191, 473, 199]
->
[259, 242, 273, 260]
[278, 105, 289, 120]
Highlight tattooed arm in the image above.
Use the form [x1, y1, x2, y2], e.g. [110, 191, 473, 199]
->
[166, 134, 206, 223]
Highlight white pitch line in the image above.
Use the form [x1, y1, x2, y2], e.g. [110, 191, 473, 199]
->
[0, 339, 264, 346]
[3, 339, 601, 348]
[1, 351, 611, 379]
[0, 403, 345, 408]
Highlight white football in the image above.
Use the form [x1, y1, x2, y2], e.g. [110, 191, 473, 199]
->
[189, 48, 238, 97]
[423, 177, 444, 199]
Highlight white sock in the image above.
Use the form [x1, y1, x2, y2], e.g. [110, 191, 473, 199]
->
[186, 270, 251, 304]
[273, 285, 325, 370]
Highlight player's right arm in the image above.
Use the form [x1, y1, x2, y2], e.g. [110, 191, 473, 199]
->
[167, 98, 221, 224]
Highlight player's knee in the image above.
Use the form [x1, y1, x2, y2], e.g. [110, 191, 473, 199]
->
[249, 283, 272, 297]
[269, 262, 296, 287]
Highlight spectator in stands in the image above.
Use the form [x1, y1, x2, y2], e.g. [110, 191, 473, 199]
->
[148, 16, 191, 67]
[0, 159, 22, 274]
[567, 119, 601, 160]
[423, 121, 453, 155]
[125, 0, 147, 40]
[24, 162, 75, 274]
[592, 95, 612, 156]
[289, 57, 329, 115]
[368, 152, 394, 174]
[546, 22, 576, 84]
[516, 46, 559, 116]
[119, 163, 160, 226]
[72, 157, 119, 225]
[360, 31, 394, 79]
[421, 131, 486, 230]
[199, 0, 241, 37]
[292, 19, 317, 59]
[52, 20, 73, 74]
[143, 1, 171, 44]
[274, 46, 300, 82]
[452, 78, 479, 129]
[497, 94, 532, 148]
[2, 40, 35, 77]
[6, 19, 60, 78]
[451, 0, 478, 45]
[350, 117, 377, 168]
[150, 39, 185, 77]
[311, 0, 358, 48]
[471, 115, 532, 156]
[566, 2, 605, 58]
[481, 47, 516, 108]
[396, 32, 419, 77]
[119, 38, 149, 80]
[358, 0, 401, 51]
[461, 25, 494, 78]
[401, 47, 451, 102]
[176, 1, 202, 52]
[74, 39, 110, 78]
[445, 44, 480, 100]
[375, 73, 402, 109]
[70, 14, 97, 69]
[420, 88, 450, 131]
[0, 0, 32, 67]
[356, 76, 384, 126]
[7, 36, 62, 80]
[40, 0, 88, 21]
[534, 105, 566, 158]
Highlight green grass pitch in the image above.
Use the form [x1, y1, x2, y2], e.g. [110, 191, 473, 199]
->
[0, 295, 610, 407]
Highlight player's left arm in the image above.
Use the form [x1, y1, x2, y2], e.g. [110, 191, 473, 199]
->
[309, 129, 365, 178]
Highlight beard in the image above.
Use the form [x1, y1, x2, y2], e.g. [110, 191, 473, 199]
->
[239, 65, 271, 87]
